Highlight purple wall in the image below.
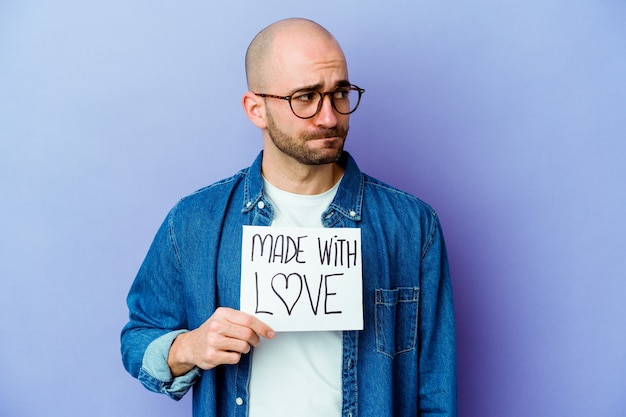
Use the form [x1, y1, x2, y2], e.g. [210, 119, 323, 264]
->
[1, 1, 624, 416]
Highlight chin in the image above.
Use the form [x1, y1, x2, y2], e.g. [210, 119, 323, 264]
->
[304, 148, 344, 165]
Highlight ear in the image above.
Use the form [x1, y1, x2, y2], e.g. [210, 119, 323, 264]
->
[242, 92, 268, 129]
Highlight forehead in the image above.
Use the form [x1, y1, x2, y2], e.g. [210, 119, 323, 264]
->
[269, 33, 348, 91]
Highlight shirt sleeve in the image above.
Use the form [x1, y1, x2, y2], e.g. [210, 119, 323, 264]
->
[138, 330, 202, 401]
[418, 213, 457, 416]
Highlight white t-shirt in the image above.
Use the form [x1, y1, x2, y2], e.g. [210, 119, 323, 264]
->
[247, 178, 343, 417]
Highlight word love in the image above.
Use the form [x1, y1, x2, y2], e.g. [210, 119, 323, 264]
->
[250, 233, 359, 267]
[241, 226, 363, 332]
[254, 271, 343, 316]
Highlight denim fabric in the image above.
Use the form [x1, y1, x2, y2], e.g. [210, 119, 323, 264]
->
[141, 330, 202, 400]
[121, 151, 457, 417]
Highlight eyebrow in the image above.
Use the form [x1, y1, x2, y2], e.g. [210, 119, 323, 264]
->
[289, 80, 351, 95]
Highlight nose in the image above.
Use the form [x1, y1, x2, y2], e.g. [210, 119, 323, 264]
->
[314, 94, 339, 127]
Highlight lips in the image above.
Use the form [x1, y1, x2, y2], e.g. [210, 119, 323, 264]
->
[305, 128, 346, 141]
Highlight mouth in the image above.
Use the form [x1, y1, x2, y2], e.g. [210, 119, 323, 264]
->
[306, 132, 345, 142]
[306, 136, 343, 147]
[305, 128, 346, 141]
[309, 135, 340, 140]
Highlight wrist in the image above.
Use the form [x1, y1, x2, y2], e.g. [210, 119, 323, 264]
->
[167, 332, 196, 377]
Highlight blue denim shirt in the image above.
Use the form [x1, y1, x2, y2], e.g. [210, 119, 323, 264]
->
[121, 151, 457, 417]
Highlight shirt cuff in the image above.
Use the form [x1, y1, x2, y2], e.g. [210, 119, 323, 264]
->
[139, 330, 201, 400]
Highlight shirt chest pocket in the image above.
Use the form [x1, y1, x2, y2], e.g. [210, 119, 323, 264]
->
[374, 287, 420, 358]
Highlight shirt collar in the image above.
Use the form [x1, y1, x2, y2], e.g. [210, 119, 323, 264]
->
[242, 151, 364, 223]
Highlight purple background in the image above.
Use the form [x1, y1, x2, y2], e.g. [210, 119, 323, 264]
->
[1, 1, 625, 416]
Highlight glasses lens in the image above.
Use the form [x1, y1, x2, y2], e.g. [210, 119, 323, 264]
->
[289, 87, 363, 118]
[290, 91, 322, 118]
[332, 88, 361, 115]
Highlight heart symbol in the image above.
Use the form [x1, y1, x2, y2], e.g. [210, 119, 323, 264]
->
[271, 273, 303, 315]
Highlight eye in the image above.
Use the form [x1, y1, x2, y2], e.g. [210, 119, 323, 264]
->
[292, 91, 317, 103]
[333, 89, 350, 100]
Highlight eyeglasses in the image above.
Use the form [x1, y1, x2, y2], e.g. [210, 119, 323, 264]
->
[254, 84, 365, 119]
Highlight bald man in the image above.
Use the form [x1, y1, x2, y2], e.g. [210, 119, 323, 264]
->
[122, 18, 457, 417]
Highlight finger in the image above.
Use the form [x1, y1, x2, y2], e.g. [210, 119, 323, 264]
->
[225, 309, 275, 342]
[195, 332, 250, 369]
[213, 335, 253, 355]
[197, 347, 243, 369]
[214, 307, 274, 346]
[207, 309, 267, 348]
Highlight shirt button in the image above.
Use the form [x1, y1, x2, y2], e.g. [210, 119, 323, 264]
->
[235, 397, 244, 406]
[258, 201, 265, 209]
[349, 210, 356, 217]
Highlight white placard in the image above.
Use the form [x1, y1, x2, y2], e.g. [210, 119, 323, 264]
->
[240, 225, 363, 331]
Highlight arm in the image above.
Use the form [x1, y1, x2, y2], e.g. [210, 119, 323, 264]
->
[121, 215, 188, 383]
[121, 212, 274, 398]
[418, 214, 457, 416]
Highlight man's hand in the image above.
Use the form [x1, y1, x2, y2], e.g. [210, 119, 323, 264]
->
[167, 307, 274, 376]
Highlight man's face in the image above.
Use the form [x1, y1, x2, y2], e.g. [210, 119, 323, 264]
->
[262, 34, 351, 166]
[265, 103, 348, 165]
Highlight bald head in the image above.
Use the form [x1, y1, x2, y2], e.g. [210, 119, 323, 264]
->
[245, 18, 345, 92]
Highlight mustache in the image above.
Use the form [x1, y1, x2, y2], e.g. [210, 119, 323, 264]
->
[303, 127, 348, 140]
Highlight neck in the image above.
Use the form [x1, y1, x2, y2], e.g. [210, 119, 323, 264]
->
[261, 152, 344, 195]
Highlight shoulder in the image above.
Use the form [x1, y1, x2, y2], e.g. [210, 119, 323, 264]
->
[168, 167, 250, 220]
[361, 173, 438, 218]
[340, 152, 437, 221]
[359, 173, 445, 256]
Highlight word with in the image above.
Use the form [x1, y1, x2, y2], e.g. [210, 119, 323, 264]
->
[317, 236, 359, 268]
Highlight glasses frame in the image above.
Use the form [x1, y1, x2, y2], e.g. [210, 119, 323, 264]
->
[254, 84, 365, 119]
